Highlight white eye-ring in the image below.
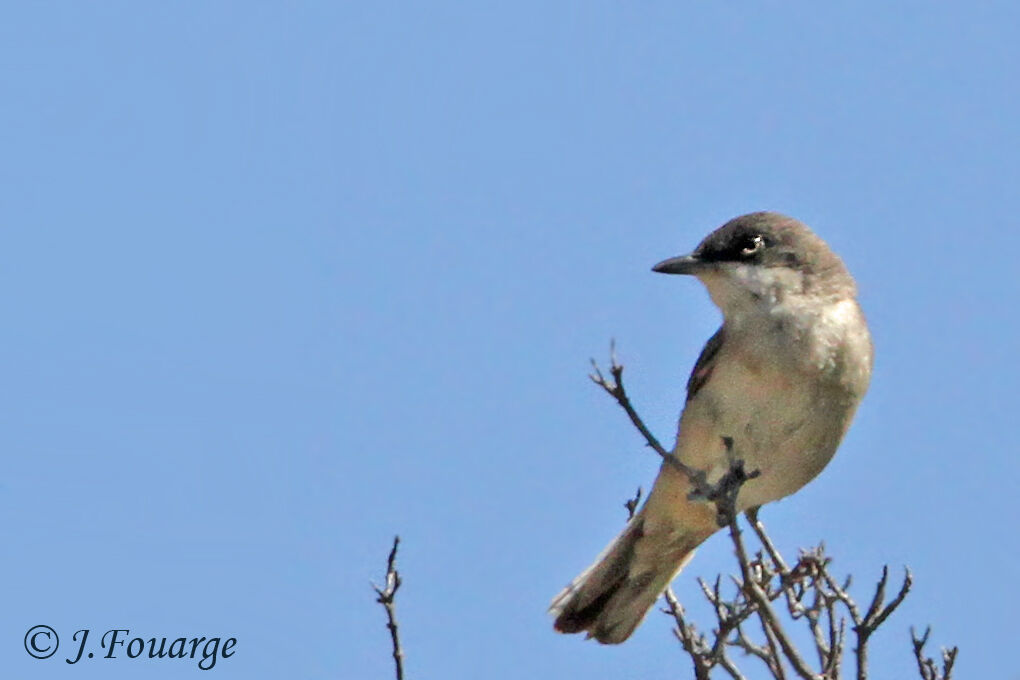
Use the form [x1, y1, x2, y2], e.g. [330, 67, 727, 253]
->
[741, 235, 764, 256]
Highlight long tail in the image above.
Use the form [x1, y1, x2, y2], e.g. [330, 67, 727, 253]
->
[548, 507, 703, 644]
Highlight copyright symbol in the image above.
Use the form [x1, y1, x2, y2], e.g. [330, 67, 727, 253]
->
[25, 625, 58, 659]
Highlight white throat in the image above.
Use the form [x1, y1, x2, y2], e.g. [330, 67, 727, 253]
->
[698, 264, 807, 322]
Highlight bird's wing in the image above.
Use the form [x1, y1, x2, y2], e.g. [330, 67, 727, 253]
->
[685, 326, 724, 402]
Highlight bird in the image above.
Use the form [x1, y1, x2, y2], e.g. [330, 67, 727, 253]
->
[549, 211, 873, 644]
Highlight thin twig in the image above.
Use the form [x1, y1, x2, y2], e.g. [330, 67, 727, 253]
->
[589, 346, 718, 503]
[911, 627, 958, 680]
[663, 586, 714, 680]
[759, 610, 789, 680]
[747, 507, 790, 574]
[588, 341, 668, 459]
[729, 517, 821, 680]
[837, 565, 912, 680]
[731, 619, 778, 675]
[372, 536, 405, 680]
[865, 568, 913, 632]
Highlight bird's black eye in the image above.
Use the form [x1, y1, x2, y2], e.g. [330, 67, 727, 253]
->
[740, 234, 765, 257]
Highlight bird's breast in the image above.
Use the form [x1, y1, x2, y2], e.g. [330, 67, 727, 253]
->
[675, 307, 864, 508]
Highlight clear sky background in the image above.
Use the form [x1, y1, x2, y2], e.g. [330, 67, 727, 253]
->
[2, 3, 1018, 679]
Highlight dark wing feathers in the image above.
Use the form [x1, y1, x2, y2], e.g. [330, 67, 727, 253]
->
[685, 327, 724, 401]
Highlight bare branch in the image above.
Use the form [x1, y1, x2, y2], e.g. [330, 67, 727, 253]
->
[663, 586, 714, 680]
[865, 568, 913, 633]
[911, 627, 958, 680]
[589, 346, 724, 506]
[728, 517, 822, 680]
[589, 343, 669, 459]
[747, 507, 791, 575]
[850, 566, 913, 680]
[758, 612, 788, 680]
[731, 619, 780, 676]
[372, 536, 405, 680]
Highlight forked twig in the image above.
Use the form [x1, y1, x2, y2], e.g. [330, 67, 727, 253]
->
[372, 536, 405, 680]
[911, 627, 958, 680]
[589, 344, 758, 526]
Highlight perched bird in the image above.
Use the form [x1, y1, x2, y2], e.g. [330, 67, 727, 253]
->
[549, 212, 873, 644]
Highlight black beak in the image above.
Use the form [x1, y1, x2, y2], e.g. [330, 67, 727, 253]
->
[651, 254, 705, 275]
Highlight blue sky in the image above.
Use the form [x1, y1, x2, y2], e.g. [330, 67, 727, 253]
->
[2, 2, 1017, 678]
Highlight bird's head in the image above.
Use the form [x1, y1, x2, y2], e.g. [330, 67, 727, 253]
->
[653, 212, 855, 317]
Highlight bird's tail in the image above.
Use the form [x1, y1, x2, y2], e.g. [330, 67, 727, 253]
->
[549, 508, 705, 644]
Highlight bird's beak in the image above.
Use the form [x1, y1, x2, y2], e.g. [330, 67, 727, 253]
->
[651, 254, 706, 275]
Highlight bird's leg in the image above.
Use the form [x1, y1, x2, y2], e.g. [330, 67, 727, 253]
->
[688, 435, 762, 528]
